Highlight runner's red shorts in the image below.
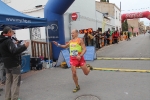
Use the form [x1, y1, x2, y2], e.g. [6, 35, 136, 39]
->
[70, 56, 86, 67]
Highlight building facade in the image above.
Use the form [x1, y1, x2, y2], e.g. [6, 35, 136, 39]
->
[127, 19, 140, 33]
[2, 0, 115, 42]
[96, 1, 121, 31]
[139, 21, 146, 33]
[146, 26, 150, 30]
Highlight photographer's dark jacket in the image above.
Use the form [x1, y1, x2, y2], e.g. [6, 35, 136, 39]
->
[0, 35, 27, 68]
[0, 53, 2, 63]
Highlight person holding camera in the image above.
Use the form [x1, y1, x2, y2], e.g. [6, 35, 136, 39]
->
[0, 26, 29, 100]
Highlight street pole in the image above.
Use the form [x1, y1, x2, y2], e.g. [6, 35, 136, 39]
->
[46, 27, 51, 68]
[69, 14, 72, 40]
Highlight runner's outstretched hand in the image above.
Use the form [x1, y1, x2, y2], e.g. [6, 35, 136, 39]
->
[52, 41, 58, 46]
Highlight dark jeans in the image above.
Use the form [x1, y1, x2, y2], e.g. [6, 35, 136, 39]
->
[114, 38, 118, 43]
[96, 39, 100, 48]
[104, 39, 107, 46]
[107, 39, 110, 45]
[85, 38, 89, 46]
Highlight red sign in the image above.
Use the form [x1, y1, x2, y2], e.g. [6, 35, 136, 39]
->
[126, 12, 143, 19]
[71, 13, 78, 21]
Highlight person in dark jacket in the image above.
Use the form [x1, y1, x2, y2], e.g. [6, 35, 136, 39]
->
[106, 31, 110, 45]
[95, 31, 100, 49]
[0, 26, 29, 100]
[0, 32, 6, 85]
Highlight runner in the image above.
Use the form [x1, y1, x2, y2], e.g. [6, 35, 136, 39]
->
[53, 29, 93, 93]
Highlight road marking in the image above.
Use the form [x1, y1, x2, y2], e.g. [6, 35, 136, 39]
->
[92, 67, 150, 73]
[77, 67, 150, 73]
[97, 57, 150, 60]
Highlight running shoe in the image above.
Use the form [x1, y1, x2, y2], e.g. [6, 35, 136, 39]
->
[73, 85, 80, 93]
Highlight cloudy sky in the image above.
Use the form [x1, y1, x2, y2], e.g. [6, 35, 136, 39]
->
[96, 0, 150, 25]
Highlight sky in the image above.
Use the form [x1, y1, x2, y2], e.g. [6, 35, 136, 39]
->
[96, 0, 150, 26]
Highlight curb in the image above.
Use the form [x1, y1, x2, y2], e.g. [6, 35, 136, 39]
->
[93, 68, 150, 73]
[96, 57, 150, 60]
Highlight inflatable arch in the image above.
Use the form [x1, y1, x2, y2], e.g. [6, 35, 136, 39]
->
[121, 11, 150, 23]
[44, 0, 75, 60]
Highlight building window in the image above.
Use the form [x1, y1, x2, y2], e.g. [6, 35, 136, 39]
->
[2, 0, 11, 3]
[116, 11, 117, 19]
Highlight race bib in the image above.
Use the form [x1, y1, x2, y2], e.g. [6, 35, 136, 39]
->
[70, 50, 78, 56]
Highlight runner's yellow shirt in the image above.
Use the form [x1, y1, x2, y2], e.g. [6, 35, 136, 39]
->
[69, 38, 82, 56]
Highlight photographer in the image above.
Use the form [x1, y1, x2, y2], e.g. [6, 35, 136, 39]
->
[11, 31, 23, 47]
[0, 26, 29, 100]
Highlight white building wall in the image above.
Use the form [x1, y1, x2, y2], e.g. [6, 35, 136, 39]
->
[64, 0, 97, 41]
[2, 0, 115, 41]
[114, 6, 121, 30]
[23, 9, 46, 40]
[66, 0, 96, 20]
[2, 0, 48, 40]
[96, 11, 115, 32]
[96, 11, 103, 28]
[15, 9, 46, 40]
[64, 14, 97, 41]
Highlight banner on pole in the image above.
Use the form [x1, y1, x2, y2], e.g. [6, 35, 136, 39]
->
[46, 21, 59, 41]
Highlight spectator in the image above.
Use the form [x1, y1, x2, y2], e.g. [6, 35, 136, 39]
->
[127, 31, 131, 41]
[88, 32, 94, 46]
[95, 31, 100, 49]
[103, 32, 107, 46]
[106, 31, 110, 45]
[98, 31, 102, 48]
[84, 33, 89, 46]
[113, 31, 119, 44]
[0, 26, 29, 100]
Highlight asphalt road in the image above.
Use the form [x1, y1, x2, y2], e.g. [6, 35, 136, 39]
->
[97, 33, 150, 58]
[0, 33, 150, 100]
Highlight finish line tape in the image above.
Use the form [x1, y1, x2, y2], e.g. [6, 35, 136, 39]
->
[97, 57, 150, 60]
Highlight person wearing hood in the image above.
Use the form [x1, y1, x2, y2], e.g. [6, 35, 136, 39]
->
[0, 26, 29, 100]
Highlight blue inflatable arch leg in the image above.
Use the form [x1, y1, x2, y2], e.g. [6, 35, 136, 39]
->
[44, 0, 75, 60]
